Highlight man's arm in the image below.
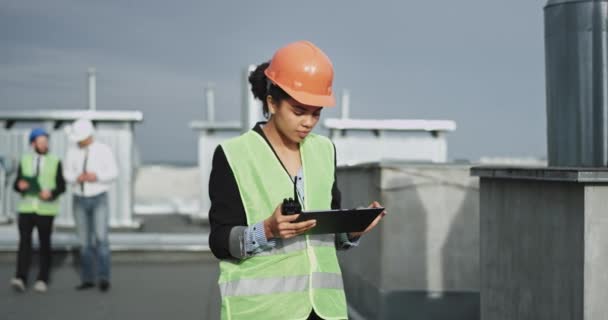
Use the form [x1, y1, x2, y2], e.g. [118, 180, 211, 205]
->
[12, 163, 24, 194]
[50, 161, 67, 200]
[95, 145, 118, 182]
[62, 149, 79, 184]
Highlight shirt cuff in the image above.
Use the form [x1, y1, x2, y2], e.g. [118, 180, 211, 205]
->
[250, 221, 269, 247]
[336, 232, 361, 250]
[228, 222, 277, 259]
[245, 221, 276, 256]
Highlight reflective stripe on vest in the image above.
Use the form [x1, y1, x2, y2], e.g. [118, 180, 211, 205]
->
[220, 130, 347, 320]
[18, 153, 60, 216]
[220, 272, 343, 297]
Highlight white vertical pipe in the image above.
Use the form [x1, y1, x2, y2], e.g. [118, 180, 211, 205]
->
[87, 67, 97, 111]
[341, 89, 350, 120]
[205, 83, 215, 122]
[242, 64, 262, 132]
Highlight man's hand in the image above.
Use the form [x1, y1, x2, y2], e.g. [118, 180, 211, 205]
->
[264, 204, 316, 239]
[39, 190, 52, 201]
[78, 172, 97, 183]
[17, 179, 29, 192]
[84, 172, 97, 182]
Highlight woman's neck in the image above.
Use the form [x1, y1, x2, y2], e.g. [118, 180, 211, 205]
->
[262, 120, 298, 152]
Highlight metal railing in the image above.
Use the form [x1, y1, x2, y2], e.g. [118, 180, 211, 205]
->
[0, 110, 143, 228]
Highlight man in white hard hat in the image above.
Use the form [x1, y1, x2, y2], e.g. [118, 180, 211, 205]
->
[63, 118, 117, 292]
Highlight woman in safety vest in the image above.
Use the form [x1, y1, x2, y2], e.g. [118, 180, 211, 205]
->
[208, 40, 386, 320]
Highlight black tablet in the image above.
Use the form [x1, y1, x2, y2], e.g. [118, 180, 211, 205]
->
[293, 207, 384, 235]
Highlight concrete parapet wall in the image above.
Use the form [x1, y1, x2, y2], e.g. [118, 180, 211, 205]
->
[338, 162, 480, 319]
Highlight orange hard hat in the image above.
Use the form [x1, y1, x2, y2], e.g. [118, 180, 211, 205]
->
[265, 41, 335, 107]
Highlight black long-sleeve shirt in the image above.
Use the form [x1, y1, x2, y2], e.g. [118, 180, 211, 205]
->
[13, 158, 67, 204]
[208, 123, 341, 260]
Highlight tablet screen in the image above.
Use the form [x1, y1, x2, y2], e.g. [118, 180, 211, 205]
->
[294, 207, 384, 234]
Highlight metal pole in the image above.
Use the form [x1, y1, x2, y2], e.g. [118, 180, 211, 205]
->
[205, 83, 215, 122]
[87, 67, 97, 111]
[341, 89, 350, 119]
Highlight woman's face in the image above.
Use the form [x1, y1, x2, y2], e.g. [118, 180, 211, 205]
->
[269, 96, 322, 144]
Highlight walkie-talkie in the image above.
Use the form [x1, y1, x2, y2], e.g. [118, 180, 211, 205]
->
[281, 176, 301, 215]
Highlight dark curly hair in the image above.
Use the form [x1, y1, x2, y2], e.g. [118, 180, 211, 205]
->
[248, 62, 290, 118]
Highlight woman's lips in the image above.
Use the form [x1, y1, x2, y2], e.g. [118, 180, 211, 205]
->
[297, 131, 310, 138]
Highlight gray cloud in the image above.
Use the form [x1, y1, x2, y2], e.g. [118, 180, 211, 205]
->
[0, 0, 548, 163]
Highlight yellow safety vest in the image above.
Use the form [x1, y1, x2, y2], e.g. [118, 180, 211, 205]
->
[17, 153, 61, 215]
[219, 130, 347, 320]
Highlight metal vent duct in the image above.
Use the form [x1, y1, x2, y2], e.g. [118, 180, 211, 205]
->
[545, 0, 608, 166]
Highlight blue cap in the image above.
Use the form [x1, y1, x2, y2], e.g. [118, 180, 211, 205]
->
[29, 128, 49, 143]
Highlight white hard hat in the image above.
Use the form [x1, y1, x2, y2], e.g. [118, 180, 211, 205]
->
[66, 118, 95, 142]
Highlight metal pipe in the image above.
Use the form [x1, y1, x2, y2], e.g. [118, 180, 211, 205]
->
[545, 0, 608, 166]
[87, 67, 97, 111]
[205, 83, 215, 122]
[341, 89, 350, 120]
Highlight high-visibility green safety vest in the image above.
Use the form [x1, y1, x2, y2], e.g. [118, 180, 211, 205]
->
[219, 130, 347, 320]
[17, 153, 61, 216]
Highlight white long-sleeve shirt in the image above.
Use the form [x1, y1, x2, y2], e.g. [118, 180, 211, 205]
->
[63, 141, 118, 197]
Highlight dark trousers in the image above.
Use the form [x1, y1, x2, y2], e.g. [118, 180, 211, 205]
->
[15, 213, 55, 283]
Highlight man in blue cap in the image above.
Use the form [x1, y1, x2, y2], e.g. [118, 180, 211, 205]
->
[10, 128, 66, 293]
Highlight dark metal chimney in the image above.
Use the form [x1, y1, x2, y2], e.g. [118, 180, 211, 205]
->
[545, 0, 608, 167]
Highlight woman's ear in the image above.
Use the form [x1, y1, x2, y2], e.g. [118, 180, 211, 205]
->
[266, 95, 276, 115]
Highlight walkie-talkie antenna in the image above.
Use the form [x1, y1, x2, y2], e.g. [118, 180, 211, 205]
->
[282, 176, 302, 215]
[293, 176, 299, 207]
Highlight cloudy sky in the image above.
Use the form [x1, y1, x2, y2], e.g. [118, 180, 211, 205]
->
[1, 0, 547, 164]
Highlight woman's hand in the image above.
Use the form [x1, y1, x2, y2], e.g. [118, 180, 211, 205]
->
[264, 204, 316, 239]
[349, 201, 387, 238]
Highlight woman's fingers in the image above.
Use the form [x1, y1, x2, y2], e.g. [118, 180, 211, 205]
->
[293, 220, 316, 230]
[277, 213, 300, 223]
[364, 215, 381, 232]
[354, 201, 387, 235]
[280, 230, 296, 238]
[279, 219, 315, 230]
[277, 219, 316, 238]
[363, 210, 387, 233]
[294, 221, 316, 234]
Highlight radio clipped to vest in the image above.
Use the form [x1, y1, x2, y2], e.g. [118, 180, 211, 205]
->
[281, 176, 301, 215]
